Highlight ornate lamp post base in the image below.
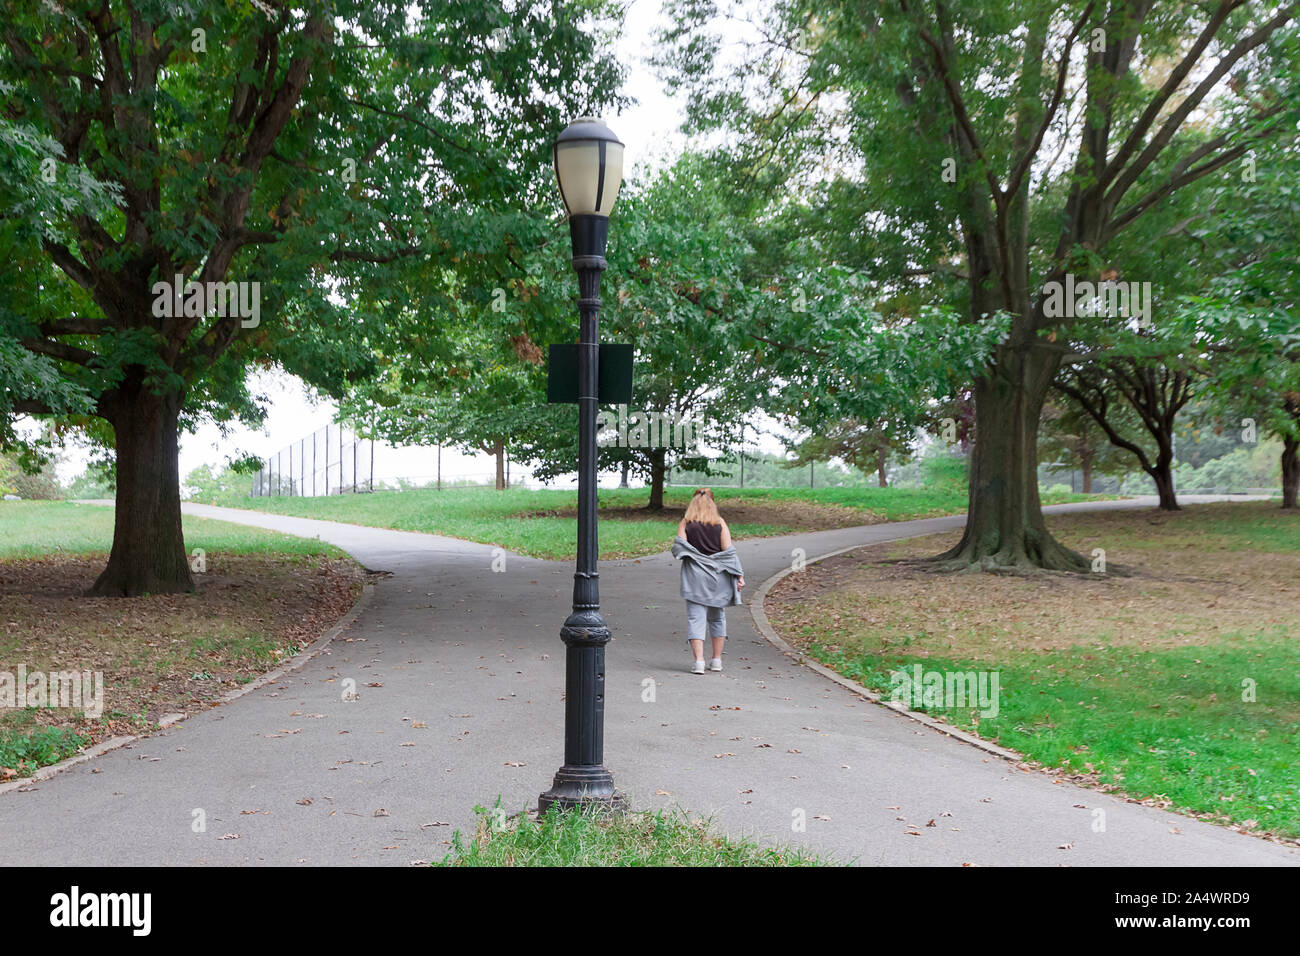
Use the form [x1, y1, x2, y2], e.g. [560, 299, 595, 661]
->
[537, 767, 626, 817]
[536, 609, 625, 817]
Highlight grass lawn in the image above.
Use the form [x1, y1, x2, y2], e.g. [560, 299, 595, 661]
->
[0, 501, 364, 779]
[765, 502, 1300, 841]
[194, 484, 1104, 560]
[438, 803, 828, 866]
[0, 500, 343, 560]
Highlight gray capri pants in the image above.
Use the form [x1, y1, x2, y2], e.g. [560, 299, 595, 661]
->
[685, 600, 727, 642]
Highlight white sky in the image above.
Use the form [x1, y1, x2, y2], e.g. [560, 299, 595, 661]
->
[37, 0, 789, 490]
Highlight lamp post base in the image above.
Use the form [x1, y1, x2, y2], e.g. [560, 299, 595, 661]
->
[537, 765, 626, 817]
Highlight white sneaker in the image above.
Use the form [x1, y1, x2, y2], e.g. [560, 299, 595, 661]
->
[691, 660, 705, 675]
[709, 658, 723, 672]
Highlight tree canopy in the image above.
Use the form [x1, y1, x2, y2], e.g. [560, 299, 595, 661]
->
[1, 0, 625, 593]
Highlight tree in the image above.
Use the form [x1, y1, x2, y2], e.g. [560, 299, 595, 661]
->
[3, 6, 337, 594]
[1, 1, 624, 594]
[425, 153, 765, 510]
[598, 156, 759, 509]
[1194, 314, 1300, 507]
[0, 449, 62, 499]
[787, 419, 913, 488]
[1174, 399, 1249, 468]
[345, 320, 563, 491]
[1038, 399, 1134, 493]
[1057, 357, 1195, 508]
[659, 0, 1300, 568]
[0, 119, 108, 448]
[1176, 135, 1300, 508]
[1283, 393, 1300, 508]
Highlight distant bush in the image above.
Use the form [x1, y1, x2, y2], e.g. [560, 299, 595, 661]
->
[1175, 442, 1280, 492]
[183, 463, 251, 503]
[65, 466, 114, 499]
[920, 450, 968, 494]
[0, 453, 63, 499]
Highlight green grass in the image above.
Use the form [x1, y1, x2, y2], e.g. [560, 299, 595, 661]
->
[0, 712, 89, 775]
[438, 802, 830, 866]
[704, 485, 971, 519]
[0, 500, 344, 559]
[809, 631, 1300, 837]
[187, 628, 286, 668]
[193, 484, 1103, 560]
[1105, 506, 1300, 554]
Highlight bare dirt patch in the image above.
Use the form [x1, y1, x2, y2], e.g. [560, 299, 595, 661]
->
[767, 506, 1300, 658]
[519, 498, 877, 532]
[0, 553, 366, 776]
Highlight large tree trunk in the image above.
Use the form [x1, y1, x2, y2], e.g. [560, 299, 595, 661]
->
[619, 457, 629, 488]
[934, 344, 1088, 572]
[1149, 458, 1180, 511]
[1282, 435, 1298, 510]
[646, 448, 666, 511]
[90, 388, 194, 597]
[1080, 454, 1093, 494]
[876, 447, 888, 488]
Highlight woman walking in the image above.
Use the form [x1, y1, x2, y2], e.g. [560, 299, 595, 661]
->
[671, 488, 745, 674]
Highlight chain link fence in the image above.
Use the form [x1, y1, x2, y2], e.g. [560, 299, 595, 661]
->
[252, 425, 375, 496]
[250, 427, 545, 495]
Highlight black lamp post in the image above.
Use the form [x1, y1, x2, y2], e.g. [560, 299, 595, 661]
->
[537, 118, 626, 816]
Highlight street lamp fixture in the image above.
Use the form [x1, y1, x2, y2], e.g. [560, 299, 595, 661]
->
[538, 117, 626, 816]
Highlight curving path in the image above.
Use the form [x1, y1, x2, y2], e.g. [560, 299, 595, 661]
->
[1, 495, 1293, 866]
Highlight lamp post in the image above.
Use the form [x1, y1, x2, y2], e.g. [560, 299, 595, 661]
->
[537, 118, 626, 816]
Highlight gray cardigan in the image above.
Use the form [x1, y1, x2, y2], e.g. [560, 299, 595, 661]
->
[672, 536, 745, 608]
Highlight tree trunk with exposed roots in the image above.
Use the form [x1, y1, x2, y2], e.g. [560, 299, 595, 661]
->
[932, 343, 1089, 572]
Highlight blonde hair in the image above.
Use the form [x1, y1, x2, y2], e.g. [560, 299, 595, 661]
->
[683, 487, 722, 525]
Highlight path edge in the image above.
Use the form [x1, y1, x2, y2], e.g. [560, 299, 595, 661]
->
[749, 536, 1023, 763]
[0, 578, 378, 797]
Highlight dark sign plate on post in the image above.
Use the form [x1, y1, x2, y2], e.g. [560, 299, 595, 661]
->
[546, 343, 634, 405]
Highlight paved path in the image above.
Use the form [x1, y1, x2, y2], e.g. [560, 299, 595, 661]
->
[2, 496, 1293, 866]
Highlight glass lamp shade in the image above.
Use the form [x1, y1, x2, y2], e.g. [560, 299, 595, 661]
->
[553, 117, 624, 217]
